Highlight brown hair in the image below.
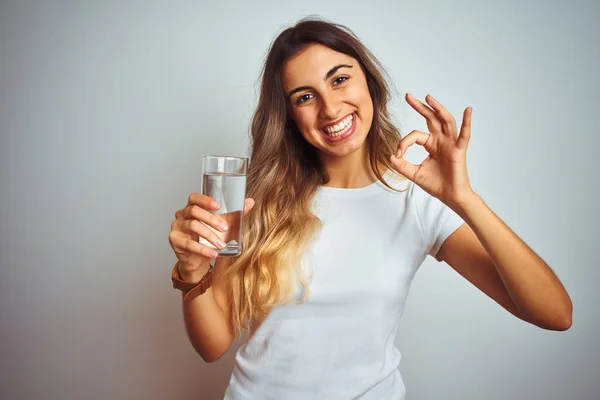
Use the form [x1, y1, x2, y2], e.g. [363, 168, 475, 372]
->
[222, 16, 407, 337]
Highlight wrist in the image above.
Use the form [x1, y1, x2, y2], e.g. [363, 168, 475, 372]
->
[178, 262, 211, 283]
[452, 192, 484, 220]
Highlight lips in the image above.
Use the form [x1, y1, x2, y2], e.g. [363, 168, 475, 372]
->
[322, 113, 354, 134]
[319, 112, 357, 142]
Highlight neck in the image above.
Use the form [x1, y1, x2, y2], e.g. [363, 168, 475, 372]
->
[320, 146, 386, 189]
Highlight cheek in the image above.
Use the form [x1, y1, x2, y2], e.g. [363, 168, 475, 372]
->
[348, 82, 372, 108]
[355, 87, 374, 121]
[290, 111, 319, 145]
[294, 109, 318, 132]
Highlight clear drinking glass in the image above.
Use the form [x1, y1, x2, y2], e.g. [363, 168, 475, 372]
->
[200, 155, 248, 256]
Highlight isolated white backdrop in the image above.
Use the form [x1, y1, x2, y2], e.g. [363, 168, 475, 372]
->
[1, 1, 598, 399]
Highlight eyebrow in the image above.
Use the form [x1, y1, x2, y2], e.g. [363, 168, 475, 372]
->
[286, 64, 353, 100]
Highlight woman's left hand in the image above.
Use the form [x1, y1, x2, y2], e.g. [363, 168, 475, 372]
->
[390, 93, 475, 209]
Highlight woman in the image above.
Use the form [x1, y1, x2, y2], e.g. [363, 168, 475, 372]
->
[168, 17, 572, 399]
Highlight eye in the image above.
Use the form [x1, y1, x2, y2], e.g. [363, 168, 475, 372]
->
[333, 76, 349, 85]
[296, 93, 314, 105]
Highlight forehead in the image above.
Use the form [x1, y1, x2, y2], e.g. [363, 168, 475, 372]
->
[282, 43, 357, 90]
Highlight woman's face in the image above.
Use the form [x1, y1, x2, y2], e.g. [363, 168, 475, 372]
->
[282, 43, 374, 160]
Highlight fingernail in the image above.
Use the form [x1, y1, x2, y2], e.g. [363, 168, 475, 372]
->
[217, 239, 226, 249]
[396, 148, 403, 158]
[219, 222, 229, 231]
[211, 201, 220, 209]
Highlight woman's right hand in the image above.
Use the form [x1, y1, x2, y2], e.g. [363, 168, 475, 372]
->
[168, 193, 255, 280]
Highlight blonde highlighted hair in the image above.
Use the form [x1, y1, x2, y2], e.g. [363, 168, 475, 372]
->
[222, 16, 407, 337]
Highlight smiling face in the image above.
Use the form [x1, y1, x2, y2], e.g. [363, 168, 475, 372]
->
[282, 43, 374, 163]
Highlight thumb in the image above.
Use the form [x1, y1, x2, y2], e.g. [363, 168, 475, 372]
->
[390, 154, 418, 182]
[243, 197, 255, 215]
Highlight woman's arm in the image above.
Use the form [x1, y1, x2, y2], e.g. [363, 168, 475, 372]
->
[181, 257, 236, 362]
[436, 193, 572, 331]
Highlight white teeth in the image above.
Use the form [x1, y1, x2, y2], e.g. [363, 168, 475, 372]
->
[324, 114, 354, 136]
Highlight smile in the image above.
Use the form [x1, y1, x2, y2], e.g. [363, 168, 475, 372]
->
[320, 113, 357, 142]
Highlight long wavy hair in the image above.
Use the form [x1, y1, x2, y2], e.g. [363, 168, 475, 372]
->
[222, 16, 407, 337]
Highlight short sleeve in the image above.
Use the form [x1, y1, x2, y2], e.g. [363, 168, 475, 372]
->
[412, 182, 465, 262]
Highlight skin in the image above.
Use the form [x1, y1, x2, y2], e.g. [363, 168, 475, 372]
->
[281, 43, 572, 331]
[282, 43, 382, 189]
[170, 42, 571, 368]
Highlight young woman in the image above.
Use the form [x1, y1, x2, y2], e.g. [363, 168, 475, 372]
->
[168, 17, 572, 399]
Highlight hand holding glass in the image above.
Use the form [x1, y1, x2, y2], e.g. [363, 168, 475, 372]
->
[200, 155, 248, 257]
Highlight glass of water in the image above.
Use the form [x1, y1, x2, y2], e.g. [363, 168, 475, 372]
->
[200, 155, 248, 257]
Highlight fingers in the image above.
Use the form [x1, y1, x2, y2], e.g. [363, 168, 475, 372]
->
[392, 130, 430, 181]
[186, 219, 227, 250]
[424, 95, 457, 136]
[395, 130, 430, 158]
[178, 204, 229, 231]
[390, 153, 419, 182]
[187, 192, 222, 211]
[171, 215, 226, 254]
[390, 130, 432, 181]
[406, 93, 442, 132]
[407, 93, 462, 137]
[172, 195, 255, 256]
[243, 197, 255, 215]
[168, 229, 219, 259]
[170, 195, 256, 264]
[172, 196, 231, 256]
[457, 107, 472, 150]
[185, 194, 255, 218]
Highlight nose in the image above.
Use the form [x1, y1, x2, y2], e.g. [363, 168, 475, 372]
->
[319, 92, 342, 121]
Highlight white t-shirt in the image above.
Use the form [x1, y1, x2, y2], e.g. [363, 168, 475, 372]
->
[224, 169, 465, 399]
